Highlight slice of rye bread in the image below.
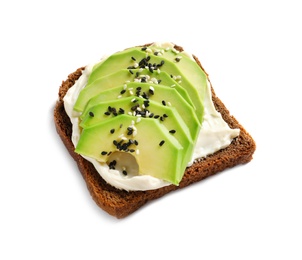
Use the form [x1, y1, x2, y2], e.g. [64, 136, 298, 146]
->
[54, 44, 256, 218]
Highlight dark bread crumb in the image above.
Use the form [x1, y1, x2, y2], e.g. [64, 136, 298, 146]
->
[54, 44, 256, 218]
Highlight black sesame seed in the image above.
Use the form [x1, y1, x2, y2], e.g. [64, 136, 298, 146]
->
[146, 56, 151, 61]
[122, 170, 128, 175]
[129, 149, 135, 153]
[162, 100, 166, 106]
[163, 113, 168, 118]
[131, 56, 136, 61]
[154, 51, 159, 56]
[104, 111, 111, 116]
[159, 140, 165, 146]
[139, 58, 146, 67]
[131, 104, 139, 111]
[101, 151, 107, 155]
[154, 115, 160, 119]
[119, 108, 125, 114]
[121, 143, 129, 151]
[158, 79, 162, 84]
[129, 69, 134, 74]
[141, 47, 147, 51]
[175, 57, 181, 62]
[89, 111, 94, 117]
[149, 113, 154, 118]
[142, 92, 149, 99]
[136, 110, 144, 117]
[169, 130, 176, 134]
[110, 128, 115, 134]
[143, 100, 150, 107]
[134, 140, 139, 145]
[120, 89, 126, 94]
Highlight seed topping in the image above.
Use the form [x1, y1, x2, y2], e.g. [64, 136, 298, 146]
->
[103, 48, 185, 174]
[108, 160, 117, 170]
[159, 140, 165, 146]
[175, 56, 182, 62]
[149, 86, 155, 95]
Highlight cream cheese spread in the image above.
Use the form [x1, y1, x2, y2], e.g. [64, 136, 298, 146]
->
[63, 43, 240, 191]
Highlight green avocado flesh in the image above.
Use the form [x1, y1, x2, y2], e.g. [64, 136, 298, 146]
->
[75, 114, 185, 184]
[74, 68, 194, 113]
[77, 48, 205, 121]
[81, 82, 200, 141]
[80, 96, 194, 168]
[73, 45, 208, 185]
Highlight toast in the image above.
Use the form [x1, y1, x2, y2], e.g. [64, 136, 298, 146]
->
[54, 44, 256, 218]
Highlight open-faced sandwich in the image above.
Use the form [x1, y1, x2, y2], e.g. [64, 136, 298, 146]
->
[54, 42, 256, 218]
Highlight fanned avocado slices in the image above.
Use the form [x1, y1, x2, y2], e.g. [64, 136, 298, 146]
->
[73, 45, 208, 185]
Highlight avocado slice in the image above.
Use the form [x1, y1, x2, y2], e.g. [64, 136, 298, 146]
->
[74, 68, 194, 113]
[80, 96, 194, 167]
[81, 82, 200, 141]
[86, 48, 204, 121]
[146, 45, 208, 99]
[75, 114, 185, 185]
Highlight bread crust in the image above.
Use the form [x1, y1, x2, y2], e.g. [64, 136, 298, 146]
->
[54, 45, 256, 218]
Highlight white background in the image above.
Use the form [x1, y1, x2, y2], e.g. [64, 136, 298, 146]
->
[1, 0, 301, 259]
